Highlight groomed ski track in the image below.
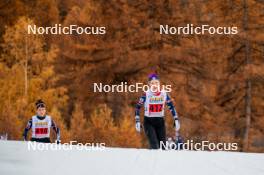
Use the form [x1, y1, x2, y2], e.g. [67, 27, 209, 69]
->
[0, 141, 263, 175]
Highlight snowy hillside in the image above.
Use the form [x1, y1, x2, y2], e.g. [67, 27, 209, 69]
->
[0, 141, 263, 175]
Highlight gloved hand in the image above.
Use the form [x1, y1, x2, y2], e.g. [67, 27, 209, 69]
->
[56, 134, 61, 144]
[135, 121, 141, 133]
[135, 116, 141, 133]
[56, 139, 61, 144]
[56, 129, 61, 144]
[174, 118, 180, 131]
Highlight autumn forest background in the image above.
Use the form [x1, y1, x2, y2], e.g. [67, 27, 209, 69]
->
[0, 0, 263, 152]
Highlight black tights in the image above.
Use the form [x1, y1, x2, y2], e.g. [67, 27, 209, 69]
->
[31, 137, 51, 143]
[143, 117, 166, 149]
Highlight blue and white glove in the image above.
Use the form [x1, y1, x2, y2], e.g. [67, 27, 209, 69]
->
[135, 116, 141, 133]
[174, 118, 180, 131]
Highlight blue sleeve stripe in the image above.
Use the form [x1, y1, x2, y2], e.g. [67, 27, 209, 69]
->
[23, 119, 32, 139]
[166, 94, 178, 119]
[135, 94, 146, 116]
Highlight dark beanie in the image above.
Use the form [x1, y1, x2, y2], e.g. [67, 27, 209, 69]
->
[35, 99, 45, 109]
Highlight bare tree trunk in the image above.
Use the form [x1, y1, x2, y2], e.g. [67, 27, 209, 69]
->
[243, 0, 251, 151]
[24, 35, 28, 100]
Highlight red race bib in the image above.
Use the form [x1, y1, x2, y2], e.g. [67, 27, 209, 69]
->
[149, 104, 163, 113]
[35, 128, 48, 135]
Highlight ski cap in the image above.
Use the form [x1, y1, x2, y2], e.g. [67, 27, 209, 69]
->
[35, 99, 45, 109]
[148, 73, 159, 81]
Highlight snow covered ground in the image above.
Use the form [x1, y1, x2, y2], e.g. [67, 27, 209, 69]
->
[0, 140, 263, 175]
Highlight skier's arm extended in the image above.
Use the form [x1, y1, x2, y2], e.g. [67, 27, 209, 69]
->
[51, 120, 60, 142]
[23, 119, 32, 141]
[135, 93, 146, 132]
[135, 93, 146, 120]
[166, 94, 180, 131]
[166, 94, 178, 119]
